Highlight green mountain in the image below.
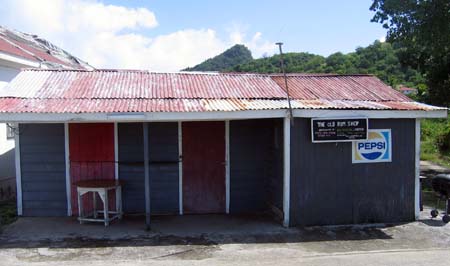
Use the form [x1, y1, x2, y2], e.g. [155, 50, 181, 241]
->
[183, 44, 253, 71]
[185, 41, 426, 93]
[230, 41, 425, 91]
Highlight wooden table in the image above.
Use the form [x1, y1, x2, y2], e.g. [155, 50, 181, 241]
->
[74, 179, 123, 226]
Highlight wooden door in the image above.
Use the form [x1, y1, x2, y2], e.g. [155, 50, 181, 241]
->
[182, 121, 225, 214]
[69, 123, 115, 215]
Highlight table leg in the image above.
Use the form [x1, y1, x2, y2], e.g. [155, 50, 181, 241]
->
[116, 186, 123, 219]
[77, 190, 83, 224]
[93, 191, 97, 218]
[103, 189, 109, 226]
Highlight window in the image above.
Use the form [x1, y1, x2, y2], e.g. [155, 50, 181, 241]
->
[6, 124, 14, 139]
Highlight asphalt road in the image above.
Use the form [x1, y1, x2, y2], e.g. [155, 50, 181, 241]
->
[1, 245, 450, 266]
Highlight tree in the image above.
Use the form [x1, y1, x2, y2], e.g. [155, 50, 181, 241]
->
[370, 0, 450, 106]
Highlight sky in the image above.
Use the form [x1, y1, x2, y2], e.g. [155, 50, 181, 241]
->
[0, 0, 387, 71]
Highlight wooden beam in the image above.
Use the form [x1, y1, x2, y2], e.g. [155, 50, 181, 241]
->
[0, 109, 446, 123]
[415, 119, 421, 220]
[14, 123, 22, 216]
[114, 122, 119, 180]
[283, 117, 291, 227]
[178, 121, 183, 215]
[143, 122, 151, 229]
[64, 123, 72, 216]
[225, 120, 230, 214]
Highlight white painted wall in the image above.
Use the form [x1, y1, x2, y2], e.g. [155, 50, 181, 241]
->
[0, 64, 20, 180]
[0, 64, 20, 89]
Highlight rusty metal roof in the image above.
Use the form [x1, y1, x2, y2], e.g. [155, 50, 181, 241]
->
[0, 69, 445, 113]
[0, 69, 286, 99]
[271, 75, 412, 101]
[0, 26, 92, 69]
[0, 98, 441, 113]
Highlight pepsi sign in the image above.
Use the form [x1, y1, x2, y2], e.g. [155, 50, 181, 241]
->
[352, 129, 391, 163]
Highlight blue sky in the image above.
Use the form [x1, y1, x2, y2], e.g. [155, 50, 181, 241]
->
[109, 0, 386, 55]
[1, 0, 387, 70]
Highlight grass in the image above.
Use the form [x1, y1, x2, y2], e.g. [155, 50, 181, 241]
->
[0, 200, 17, 227]
[421, 116, 450, 168]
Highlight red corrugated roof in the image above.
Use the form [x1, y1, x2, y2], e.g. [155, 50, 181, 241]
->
[271, 75, 412, 101]
[1, 69, 287, 99]
[0, 69, 445, 113]
[5, 36, 70, 67]
[398, 86, 417, 92]
[0, 98, 441, 113]
[0, 26, 92, 69]
[0, 37, 38, 62]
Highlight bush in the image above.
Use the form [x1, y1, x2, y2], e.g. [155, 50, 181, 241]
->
[420, 116, 450, 167]
[437, 126, 450, 152]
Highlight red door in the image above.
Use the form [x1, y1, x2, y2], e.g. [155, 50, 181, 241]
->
[69, 123, 115, 215]
[182, 121, 225, 214]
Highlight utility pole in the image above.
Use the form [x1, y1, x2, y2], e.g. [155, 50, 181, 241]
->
[276, 42, 294, 123]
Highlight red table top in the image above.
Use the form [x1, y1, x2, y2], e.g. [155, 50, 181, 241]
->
[73, 179, 122, 188]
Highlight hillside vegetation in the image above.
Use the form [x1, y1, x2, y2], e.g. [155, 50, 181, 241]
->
[229, 41, 426, 93]
[183, 44, 253, 71]
[421, 118, 450, 167]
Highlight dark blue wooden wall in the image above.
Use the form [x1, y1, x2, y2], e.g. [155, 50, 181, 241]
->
[118, 123, 145, 213]
[230, 119, 283, 214]
[290, 118, 416, 226]
[118, 122, 179, 214]
[148, 122, 179, 214]
[19, 124, 67, 216]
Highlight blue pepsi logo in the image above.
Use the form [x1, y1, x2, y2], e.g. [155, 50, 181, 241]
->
[353, 130, 391, 163]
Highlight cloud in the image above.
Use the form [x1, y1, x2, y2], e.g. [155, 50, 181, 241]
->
[1, 0, 275, 71]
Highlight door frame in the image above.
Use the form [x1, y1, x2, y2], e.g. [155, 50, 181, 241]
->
[178, 120, 230, 215]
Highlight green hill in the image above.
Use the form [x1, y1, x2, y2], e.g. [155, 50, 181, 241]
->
[229, 41, 425, 90]
[183, 44, 253, 71]
[185, 41, 426, 92]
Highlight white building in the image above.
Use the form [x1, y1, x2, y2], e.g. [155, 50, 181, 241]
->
[0, 26, 92, 200]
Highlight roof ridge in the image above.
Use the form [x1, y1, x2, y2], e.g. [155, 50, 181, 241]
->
[269, 73, 374, 77]
[19, 68, 376, 78]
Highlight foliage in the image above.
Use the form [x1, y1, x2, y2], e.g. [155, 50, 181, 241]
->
[436, 125, 450, 153]
[183, 44, 253, 72]
[420, 116, 450, 167]
[370, 0, 450, 106]
[229, 41, 426, 91]
[0, 201, 16, 227]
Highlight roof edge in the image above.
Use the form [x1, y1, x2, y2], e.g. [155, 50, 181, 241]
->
[0, 109, 446, 123]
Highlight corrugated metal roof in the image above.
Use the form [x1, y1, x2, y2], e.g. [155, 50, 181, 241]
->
[0, 69, 287, 99]
[0, 98, 442, 113]
[0, 26, 92, 69]
[0, 36, 37, 62]
[271, 75, 412, 101]
[0, 69, 445, 113]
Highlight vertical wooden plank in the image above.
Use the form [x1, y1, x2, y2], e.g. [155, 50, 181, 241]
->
[178, 121, 183, 215]
[64, 123, 72, 216]
[15, 123, 22, 216]
[283, 117, 290, 227]
[143, 122, 151, 229]
[225, 120, 230, 214]
[415, 119, 421, 220]
[114, 122, 119, 180]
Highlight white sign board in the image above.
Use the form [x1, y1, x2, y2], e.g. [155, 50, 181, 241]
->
[352, 129, 392, 163]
